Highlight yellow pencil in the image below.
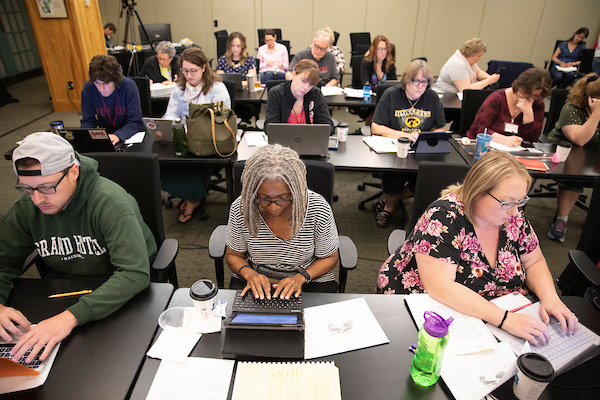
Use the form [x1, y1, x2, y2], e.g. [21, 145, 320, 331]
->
[48, 289, 92, 299]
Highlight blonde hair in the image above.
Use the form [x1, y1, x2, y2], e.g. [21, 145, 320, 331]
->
[459, 38, 487, 58]
[568, 73, 600, 109]
[240, 144, 308, 237]
[399, 59, 434, 89]
[441, 151, 532, 224]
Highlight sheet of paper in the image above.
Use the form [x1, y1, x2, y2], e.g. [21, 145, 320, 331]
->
[146, 357, 235, 400]
[555, 66, 577, 73]
[243, 131, 268, 147]
[489, 141, 526, 152]
[405, 293, 497, 355]
[147, 328, 201, 363]
[125, 131, 145, 144]
[232, 361, 341, 400]
[441, 341, 517, 400]
[362, 136, 398, 153]
[304, 297, 389, 359]
[343, 87, 363, 98]
[320, 86, 344, 96]
[150, 83, 175, 98]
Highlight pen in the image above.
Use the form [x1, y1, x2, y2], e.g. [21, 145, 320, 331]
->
[48, 289, 92, 299]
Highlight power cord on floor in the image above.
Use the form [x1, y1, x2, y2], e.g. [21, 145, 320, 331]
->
[66, 87, 81, 115]
[178, 244, 209, 250]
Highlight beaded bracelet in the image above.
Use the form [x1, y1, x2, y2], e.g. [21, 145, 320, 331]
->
[237, 265, 250, 276]
[498, 310, 509, 329]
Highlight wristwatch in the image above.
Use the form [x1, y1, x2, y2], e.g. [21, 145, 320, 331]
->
[298, 269, 311, 283]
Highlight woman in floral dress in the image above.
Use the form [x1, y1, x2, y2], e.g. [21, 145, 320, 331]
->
[376, 151, 578, 344]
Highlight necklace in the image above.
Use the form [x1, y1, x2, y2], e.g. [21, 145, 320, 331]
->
[407, 96, 420, 111]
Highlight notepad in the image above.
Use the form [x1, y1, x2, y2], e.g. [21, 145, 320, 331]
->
[518, 158, 548, 171]
[232, 361, 341, 400]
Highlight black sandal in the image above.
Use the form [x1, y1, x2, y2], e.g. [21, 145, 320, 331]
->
[375, 210, 392, 228]
[372, 197, 385, 213]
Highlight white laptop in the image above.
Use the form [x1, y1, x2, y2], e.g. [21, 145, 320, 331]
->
[486, 302, 600, 375]
[143, 118, 173, 142]
[266, 123, 331, 158]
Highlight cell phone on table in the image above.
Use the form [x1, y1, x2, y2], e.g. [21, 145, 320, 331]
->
[490, 292, 532, 312]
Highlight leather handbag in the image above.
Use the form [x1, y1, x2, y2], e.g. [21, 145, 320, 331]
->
[186, 101, 237, 157]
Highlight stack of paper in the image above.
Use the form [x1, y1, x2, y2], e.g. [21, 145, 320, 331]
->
[320, 86, 344, 96]
[363, 136, 398, 153]
[233, 361, 341, 400]
[150, 83, 175, 98]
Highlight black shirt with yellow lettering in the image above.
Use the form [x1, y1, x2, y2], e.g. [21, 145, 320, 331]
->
[372, 86, 445, 133]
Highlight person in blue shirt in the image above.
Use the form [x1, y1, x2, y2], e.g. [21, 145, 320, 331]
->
[80, 55, 144, 145]
[551, 27, 588, 89]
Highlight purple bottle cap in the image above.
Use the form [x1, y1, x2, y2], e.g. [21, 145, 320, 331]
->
[423, 311, 453, 338]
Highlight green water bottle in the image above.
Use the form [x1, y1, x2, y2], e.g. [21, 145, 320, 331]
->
[410, 311, 453, 386]
[172, 118, 188, 157]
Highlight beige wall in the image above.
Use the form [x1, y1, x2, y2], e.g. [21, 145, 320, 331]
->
[98, 0, 600, 75]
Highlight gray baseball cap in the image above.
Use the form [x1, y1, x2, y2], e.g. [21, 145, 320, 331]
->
[13, 132, 78, 177]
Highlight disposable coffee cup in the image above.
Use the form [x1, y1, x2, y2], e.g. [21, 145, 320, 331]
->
[555, 141, 573, 163]
[397, 137, 411, 158]
[336, 123, 349, 143]
[513, 353, 554, 400]
[50, 121, 64, 135]
[158, 307, 192, 348]
[190, 279, 218, 320]
[247, 74, 255, 92]
[475, 133, 492, 160]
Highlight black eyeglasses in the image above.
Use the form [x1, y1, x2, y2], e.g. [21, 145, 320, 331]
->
[16, 166, 72, 195]
[254, 197, 293, 207]
[488, 192, 530, 210]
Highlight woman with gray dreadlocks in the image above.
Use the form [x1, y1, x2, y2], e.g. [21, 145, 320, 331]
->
[225, 144, 340, 299]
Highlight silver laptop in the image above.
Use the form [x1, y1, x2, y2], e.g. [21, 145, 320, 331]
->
[486, 302, 600, 375]
[220, 73, 243, 90]
[143, 118, 173, 142]
[266, 123, 331, 158]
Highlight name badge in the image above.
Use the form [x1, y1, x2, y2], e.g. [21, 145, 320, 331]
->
[504, 122, 519, 134]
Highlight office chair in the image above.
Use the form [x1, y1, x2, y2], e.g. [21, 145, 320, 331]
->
[333, 31, 340, 46]
[457, 89, 495, 137]
[557, 176, 600, 311]
[214, 30, 228, 39]
[530, 89, 588, 211]
[84, 153, 179, 286]
[208, 160, 358, 292]
[350, 32, 371, 58]
[387, 161, 471, 255]
[130, 76, 153, 117]
[216, 35, 228, 59]
[357, 82, 401, 210]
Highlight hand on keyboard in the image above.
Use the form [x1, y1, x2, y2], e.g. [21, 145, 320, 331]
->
[240, 270, 273, 300]
[502, 312, 550, 346]
[538, 298, 579, 336]
[273, 274, 306, 300]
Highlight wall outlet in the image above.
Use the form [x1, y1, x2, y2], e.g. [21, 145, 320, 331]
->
[214, 20, 218, 27]
[67, 82, 74, 90]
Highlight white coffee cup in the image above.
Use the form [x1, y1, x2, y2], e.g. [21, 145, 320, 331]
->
[555, 141, 573, 163]
[189, 279, 218, 320]
[336, 123, 349, 143]
[513, 353, 554, 400]
[397, 137, 411, 158]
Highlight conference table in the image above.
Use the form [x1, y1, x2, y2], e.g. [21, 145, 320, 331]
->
[129, 289, 600, 400]
[449, 139, 600, 181]
[3, 278, 174, 400]
[237, 134, 468, 173]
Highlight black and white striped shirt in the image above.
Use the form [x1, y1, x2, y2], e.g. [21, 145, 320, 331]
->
[226, 190, 339, 283]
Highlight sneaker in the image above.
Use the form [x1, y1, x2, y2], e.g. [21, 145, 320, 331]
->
[548, 219, 567, 242]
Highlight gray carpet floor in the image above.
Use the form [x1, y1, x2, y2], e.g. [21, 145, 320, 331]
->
[0, 75, 589, 293]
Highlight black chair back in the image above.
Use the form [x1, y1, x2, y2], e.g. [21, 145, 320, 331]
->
[351, 55, 364, 88]
[458, 89, 495, 136]
[350, 32, 371, 54]
[266, 79, 287, 92]
[376, 82, 400, 101]
[547, 40, 562, 71]
[410, 161, 471, 231]
[579, 49, 595, 75]
[214, 30, 228, 39]
[232, 159, 335, 205]
[222, 79, 236, 111]
[85, 153, 165, 247]
[130, 76, 153, 117]
[543, 89, 569, 137]
[333, 31, 340, 46]
[216, 35, 228, 59]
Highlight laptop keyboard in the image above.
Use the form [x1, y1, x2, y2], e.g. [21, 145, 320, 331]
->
[530, 319, 599, 362]
[0, 344, 44, 369]
[232, 290, 303, 314]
